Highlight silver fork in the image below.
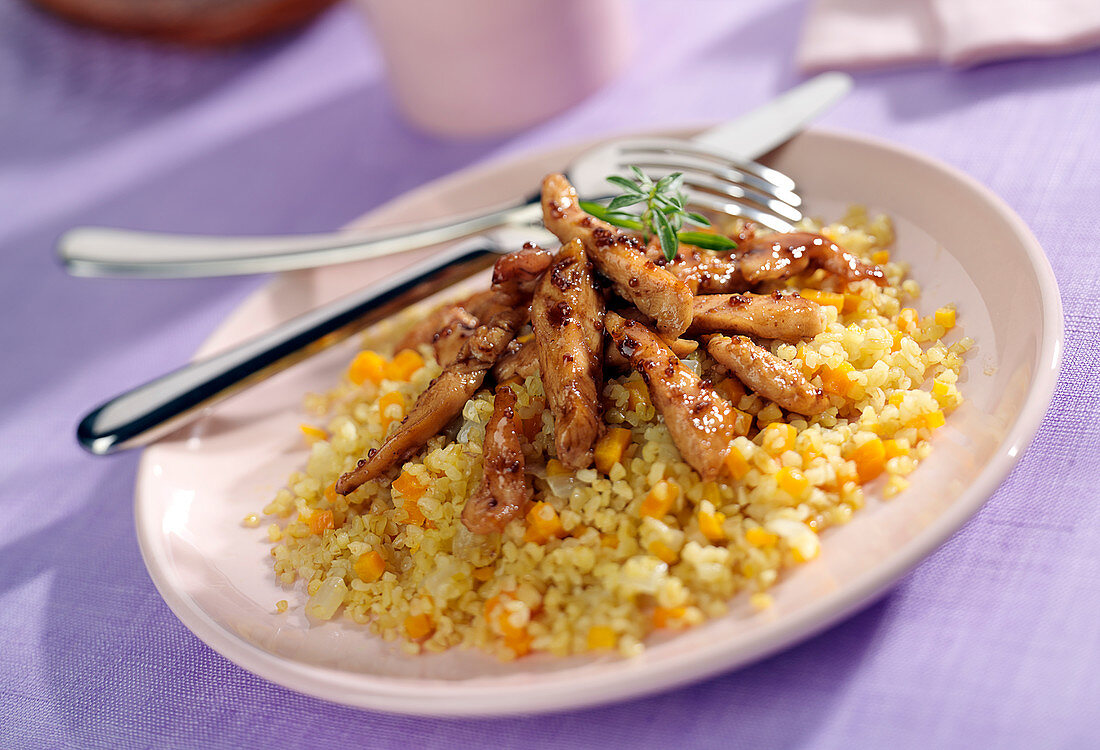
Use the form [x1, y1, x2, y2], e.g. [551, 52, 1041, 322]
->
[56, 68, 854, 279]
[59, 138, 800, 278]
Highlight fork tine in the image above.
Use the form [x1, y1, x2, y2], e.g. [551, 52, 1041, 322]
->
[616, 152, 801, 211]
[683, 193, 797, 233]
[648, 170, 803, 223]
[615, 138, 797, 192]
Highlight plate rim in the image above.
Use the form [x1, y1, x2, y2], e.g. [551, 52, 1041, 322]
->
[133, 126, 1064, 717]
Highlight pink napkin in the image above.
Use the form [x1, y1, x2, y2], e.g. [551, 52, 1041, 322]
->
[797, 0, 1100, 71]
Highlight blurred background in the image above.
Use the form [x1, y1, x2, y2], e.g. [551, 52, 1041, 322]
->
[2, 0, 1099, 747]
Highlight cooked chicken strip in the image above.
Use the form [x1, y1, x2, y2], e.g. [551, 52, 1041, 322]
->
[657, 245, 745, 295]
[532, 239, 604, 469]
[491, 242, 554, 304]
[428, 306, 479, 366]
[605, 337, 698, 370]
[392, 245, 549, 364]
[336, 308, 526, 495]
[494, 337, 539, 382]
[706, 334, 830, 416]
[541, 173, 693, 337]
[687, 292, 828, 341]
[395, 291, 492, 354]
[461, 383, 532, 534]
[739, 232, 886, 286]
[605, 312, 736, 480]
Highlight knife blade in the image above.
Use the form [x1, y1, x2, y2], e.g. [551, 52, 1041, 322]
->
[693, 71, 852, 160]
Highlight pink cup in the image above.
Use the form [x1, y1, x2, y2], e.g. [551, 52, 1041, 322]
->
[356, 0, 634, 138]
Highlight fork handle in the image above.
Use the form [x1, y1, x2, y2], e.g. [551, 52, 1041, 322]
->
[59, 196, 541, 278]
[77, 239, 499, 455]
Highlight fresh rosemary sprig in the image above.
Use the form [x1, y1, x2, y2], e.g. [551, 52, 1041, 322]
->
[578, 167, 737, 260]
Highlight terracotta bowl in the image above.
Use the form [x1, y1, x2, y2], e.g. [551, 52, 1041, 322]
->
[27, 0, 339, 45]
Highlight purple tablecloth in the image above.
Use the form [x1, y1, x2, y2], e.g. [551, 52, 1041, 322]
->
[2, 0, 1097, 746]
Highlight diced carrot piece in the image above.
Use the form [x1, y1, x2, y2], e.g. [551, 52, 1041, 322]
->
[587, 625, 617, 650]
[698, 509, 726, 542]
[848, 437, 886, 483]
[724, 447, 751, 480]
[485, 592, 526, 640]
[871, 250, 890, 265]
[799, 289, 845, 312]
[324, 482, 338, 503]
[404, 613, 434, 640]
[624, 379, 651, 412]
[896, 308, 919, 334]
[883, 439, 909, 459]
[392, 470, 426, 501]
[843, 293, 863, 313]
[308, 509, 333, 535]
[348, 350, 386, 386]
[639, 480, 679, 519]
[524, 502, 564, 544]
[545, 458, 570, 477]
[891, 330, 906, 352]
[299, 424, 327, 443]
[745, 526, 777, 548]
[714, 376, 747, 404]
[392, 470, 426, 525]
[505, 631, 533, 657]
[652, 606, 687, 629]
[777, 467, 809, 498]
[762, 423, 797, 454]
[594, 427, 632, 475]
[925, 409, 946, 429]
[354, 550, 386, 582]
[820, 361, 855, 396]
[378, 391, 405, 433]
[385, 349, 425, 381]
[649, 540, 678, 564]
[729, 408, 753, 437]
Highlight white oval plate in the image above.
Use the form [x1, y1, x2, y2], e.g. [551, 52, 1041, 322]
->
[135, 128, 1062, 716]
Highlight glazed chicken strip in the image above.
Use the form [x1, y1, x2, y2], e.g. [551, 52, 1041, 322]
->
[494, 337, 539, 382]
[660, 231, 885, 292]
[688, 292, 828, 341]
[541, 173, 693, 337]
[427, 306, 479, 366]
[392, 244, 550, 365]
[605, 312, 737, 480]
[605, 337, 698, 370]
[661, 246, 745, 295]
[706, 334, 830, 416]
[337, 307, 526, 495]
[491, 242, 554, 303]
[395, 291, 492, 356]
[739, 232, 886, 286]
[461, 383, 532, 534]
[532, 239, 605, 469]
